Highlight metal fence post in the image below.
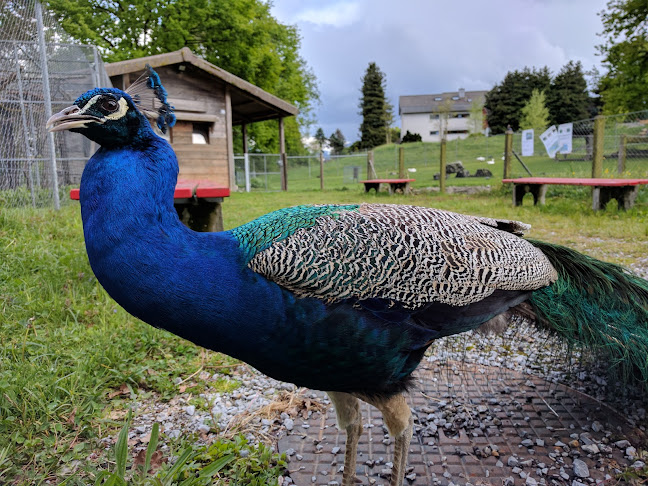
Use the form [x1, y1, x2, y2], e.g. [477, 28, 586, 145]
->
[440, 138, 447, 194]
[243, 153, 251, 192]
[503, 128, 513, 179]
[319, 151, 324, 190]
[592, 115, 605, 178]
[36, 1, 60, 209]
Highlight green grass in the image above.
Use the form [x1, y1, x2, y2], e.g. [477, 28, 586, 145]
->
[2, 186, 648, 484]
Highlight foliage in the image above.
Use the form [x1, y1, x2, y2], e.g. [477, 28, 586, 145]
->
[597, 0, 648, 113]
[546, 61, 590, 125]
[45, 0, 319, 154]
[359, 62, 392, 149]
[329, 129, 346, 155]
[485, 66, 551, 134]
[92, 411, 283, 485]
[519, 89, 550, 133]
[401, 130, 422, 143]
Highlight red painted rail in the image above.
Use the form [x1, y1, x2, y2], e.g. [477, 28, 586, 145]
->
[359, 178, 416, 184]
[502, 177, 648, 187]
[69, 179, 230, 201]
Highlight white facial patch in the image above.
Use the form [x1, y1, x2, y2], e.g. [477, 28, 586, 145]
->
[78, 95, 129, 121]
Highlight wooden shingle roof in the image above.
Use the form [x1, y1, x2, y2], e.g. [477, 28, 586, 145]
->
[105, 48, 299, 125]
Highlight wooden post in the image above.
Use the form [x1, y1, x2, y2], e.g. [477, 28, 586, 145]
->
[398, 146, 405, 179]
[319, 151, 324, 190]
[592, 115, 604, 179]
[617, 134, 627, 175]
[279, 117, 287, 191]
[440, 138, 447, 194]
[503, 128, 513, 179]
[367, 151, 377, 179]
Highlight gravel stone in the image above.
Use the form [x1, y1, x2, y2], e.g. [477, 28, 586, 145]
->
[572, 459, 590, 478]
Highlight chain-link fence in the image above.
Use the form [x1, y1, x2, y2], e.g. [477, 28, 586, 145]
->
[0, 0, 109, 209]
[234, 112, 648, 193]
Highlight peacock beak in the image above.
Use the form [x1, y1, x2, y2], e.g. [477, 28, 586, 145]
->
[46, 105, 104, 132]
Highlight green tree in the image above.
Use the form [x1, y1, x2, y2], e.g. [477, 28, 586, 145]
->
[359, 62, 391, 149]
[46, 0, 319, 154]
[484, 67, 551, 134]
[314, 127, 327, 151]
[546, 61, 589, 125]
[329, 129, 346, 155]
[597, 0, 648, 113]
[519, 89, 550, 133]
[468, 98, 484, 134]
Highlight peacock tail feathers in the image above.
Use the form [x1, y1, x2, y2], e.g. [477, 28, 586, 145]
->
[527, 239, 648, 382]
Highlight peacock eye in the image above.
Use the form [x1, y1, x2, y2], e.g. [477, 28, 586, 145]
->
[100, 97, 119, 113]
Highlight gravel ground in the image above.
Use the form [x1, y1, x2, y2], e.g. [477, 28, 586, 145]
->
[102, 260, 648, 482]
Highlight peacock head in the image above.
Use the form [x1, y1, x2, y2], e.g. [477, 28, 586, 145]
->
[46, 66, 175, 147]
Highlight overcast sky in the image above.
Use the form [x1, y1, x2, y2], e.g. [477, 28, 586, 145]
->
[270, 0, 608, 143]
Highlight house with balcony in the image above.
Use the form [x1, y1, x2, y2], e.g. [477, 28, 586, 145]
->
[399, 88, 487, 143]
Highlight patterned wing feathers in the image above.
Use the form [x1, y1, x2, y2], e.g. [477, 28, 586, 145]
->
[248, 204, 557, 308]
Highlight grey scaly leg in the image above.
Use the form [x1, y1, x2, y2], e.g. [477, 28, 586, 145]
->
[327, 392, 363, 486]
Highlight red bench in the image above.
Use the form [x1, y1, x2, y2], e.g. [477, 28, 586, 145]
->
[502, 177, 648, 211]
[70, 179, 230, 231]
[360, 178, 415, 194]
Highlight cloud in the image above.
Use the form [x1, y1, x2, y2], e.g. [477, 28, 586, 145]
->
[271, 0, 607, 142]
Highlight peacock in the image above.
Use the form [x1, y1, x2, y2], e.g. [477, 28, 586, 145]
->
[47, 68, 648, 486]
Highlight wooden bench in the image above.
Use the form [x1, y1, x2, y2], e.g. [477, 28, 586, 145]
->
[360, 178, 415, 194]
[502, 177, 648, 211]
[70, 179, 230, 231]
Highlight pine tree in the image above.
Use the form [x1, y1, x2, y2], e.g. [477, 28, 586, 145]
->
[546, 61, 589, 125]
[314, 127, 327, 151]
[484, 67, 551, 134]
[359, 63, 391, 149]
[519, 89, 550, 133]
[329, 129, 346, 155]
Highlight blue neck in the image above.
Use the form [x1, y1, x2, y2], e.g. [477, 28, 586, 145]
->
[79, 137, 301, 359]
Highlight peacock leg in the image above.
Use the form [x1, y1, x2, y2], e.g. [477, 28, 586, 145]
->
[327, 392, 363, 486]
[363, 393, 413, 486]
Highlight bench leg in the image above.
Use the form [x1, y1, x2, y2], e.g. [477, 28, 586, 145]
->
[513, 184, 525, 206]
[364, 183, 379, 193]
[620, 186, 638, 210]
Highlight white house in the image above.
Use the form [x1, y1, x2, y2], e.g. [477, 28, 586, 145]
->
[399, 88, 487, 143]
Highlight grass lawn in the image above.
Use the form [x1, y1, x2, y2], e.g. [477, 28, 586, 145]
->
[1, 185, 648, 484]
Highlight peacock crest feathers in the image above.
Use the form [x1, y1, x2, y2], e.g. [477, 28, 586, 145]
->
[125, 65, 176, 133]
[246, 204, 557, 308]
[229, 204, 360, 263]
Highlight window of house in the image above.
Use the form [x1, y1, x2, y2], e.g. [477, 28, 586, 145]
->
[434, 97, 442, 101]
[192, 123, 210, 144]
[429, 114, 439, 120]
[451, 96, 459, 100]
[430, 130, 439, 135]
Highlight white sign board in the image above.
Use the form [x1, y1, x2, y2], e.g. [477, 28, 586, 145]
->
[521, 129, 534, 156]
[540, 125, 560, 158]
[557, 123, 573, 155]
